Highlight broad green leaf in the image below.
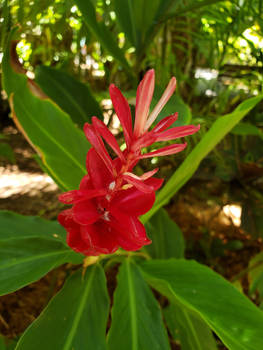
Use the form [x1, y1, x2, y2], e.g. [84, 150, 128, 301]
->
[107, 258, 170, 350]
[145, 209, 185, 259]
[35, 66, 102, 128]
[142, 95, 263, 222]
[16, 266, 109, 350]
[164, 303, 218, 350]
[231, 122, 263, 140]
[2, 29, 88, 190]
[141, 259, 263, 350]
[74, 0, 131, 71]
[0, 211, 82, 295]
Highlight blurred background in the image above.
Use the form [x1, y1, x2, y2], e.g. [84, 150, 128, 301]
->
[0, 0, 262, 347]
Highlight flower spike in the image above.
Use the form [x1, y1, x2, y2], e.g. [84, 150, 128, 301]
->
[58, 70, 199, 256]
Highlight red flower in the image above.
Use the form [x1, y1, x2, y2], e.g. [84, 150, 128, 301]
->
[58, 70, 200, 256]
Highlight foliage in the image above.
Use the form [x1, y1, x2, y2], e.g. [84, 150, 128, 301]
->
[0, 1, 263, 350]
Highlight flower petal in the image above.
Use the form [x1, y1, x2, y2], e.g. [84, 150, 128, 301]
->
[122, 173, 155, 193]
[139, 143, 187, 158]
[111, 187, 156, 216]
[73, 199, 100, 225]
[131, 132, 157, 150]
[80, 221, 119, 255]
[109, 84, 133, 149]
[92, 116, 125, 162]
[155, 124, 200, 141]
[86, 148, 115, 189]
[152, 113, 178, 132]
[84, 123, 115, 175]
[59, 188, 107, 205]
[145, 76, 176, 131]
[79, 175, 91, 190]
[109, 210, 151, 250]
[134, 69, 155, 137]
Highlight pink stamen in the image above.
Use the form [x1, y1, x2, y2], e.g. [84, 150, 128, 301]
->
[144, 77, 176, 131]
[133, 69, 155, 138]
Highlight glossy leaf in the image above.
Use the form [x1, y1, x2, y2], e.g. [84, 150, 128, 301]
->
[74, 0, 131, 70]
[164, 303, 218, 350]
[0, 211, 82, 296]
[2, 30, 88, 191]
[35, 65, 102, 128]
[145, 209, 185, 259]
[16, 266, 109, 350]
[141, 259, 263, 350]
[142, 95, 263, 222]
[107, 258, 170, 350]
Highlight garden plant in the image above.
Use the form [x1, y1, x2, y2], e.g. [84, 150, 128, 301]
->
[0, 1, 263, 349]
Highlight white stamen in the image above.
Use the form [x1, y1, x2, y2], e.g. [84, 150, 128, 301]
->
[103, 211, 110, 221]
[109, 181, 116, 190]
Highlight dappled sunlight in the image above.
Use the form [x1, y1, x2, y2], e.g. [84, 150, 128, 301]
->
[0, 166, 58, 198]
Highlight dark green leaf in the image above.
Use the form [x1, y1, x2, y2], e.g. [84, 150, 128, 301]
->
[2, 29, 89, 191]
[107, 258, 170, 350]
[35, 66, 102, 128]
[164, 303, 218, 350]
[16, 265, 109, 350]
[145, 209, 185, 259]
[141, 259, 263, 350]
[0, 211, 82, 295]
[0, 143, 15, 163]
[231, 122, 263, 140]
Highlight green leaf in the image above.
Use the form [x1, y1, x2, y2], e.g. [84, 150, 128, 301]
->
[141, 259, 263, 350]
[74, 0, 131, 70]
[2, 29, 89, 191]
[0, 142, 15, 163]
[16, 265, 109, 350]
[107, 258, 170, 350]
[231, 122, 263, 140]
[0, 211, 82, 296]
[35, 66, 102, 128]
[145, 209, 185, 259]
[142, 95, 263, 222]
[164, 303, 218, 350]
[248, 252, 263, 299]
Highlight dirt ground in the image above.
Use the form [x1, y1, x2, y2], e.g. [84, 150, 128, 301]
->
[0, 124, 261, 348]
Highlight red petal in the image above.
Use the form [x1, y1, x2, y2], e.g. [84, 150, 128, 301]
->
[155, 124, 200, 141]
[134, 69, 155, 137]
[111, 187, 156, 216]
[59, 188, 106, 205]
[92, 116, 125, 162]
[86, 148, 114, 189]
[73, 200, 100, 225]
[109, 210, 151, 250]
[84, 123, 115, 175]
[139, 143, 187, 158]
[67, 229, 92, 255]
[122, 173, 155, 193]
[131, 132, 157, 150]
[79, 175, 91, 190]
[109, 84, 133, 149]
[58, 209, 77, 230]
[152, 113, 178, 132]
[80, 221, 119, 255]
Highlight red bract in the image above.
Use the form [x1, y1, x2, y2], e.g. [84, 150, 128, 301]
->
[58, 69, 200, 256]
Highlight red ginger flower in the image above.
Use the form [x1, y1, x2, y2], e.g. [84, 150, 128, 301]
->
[58, 69, 200, 256]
